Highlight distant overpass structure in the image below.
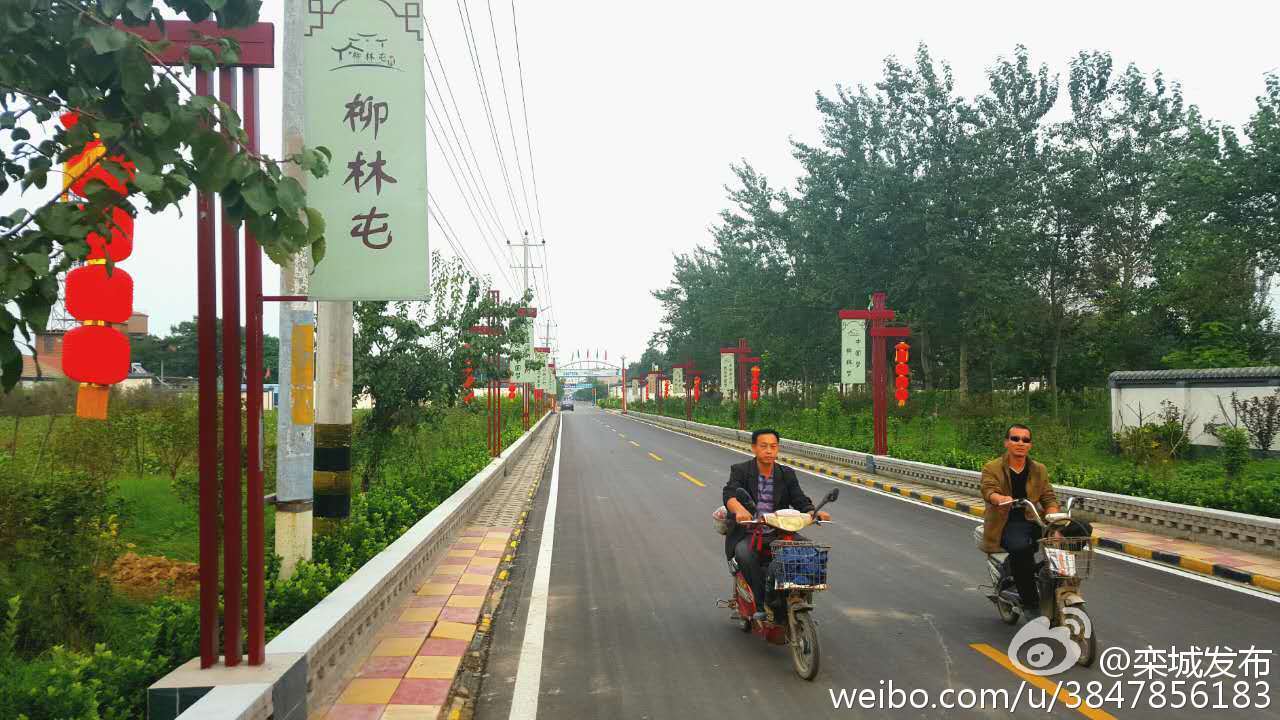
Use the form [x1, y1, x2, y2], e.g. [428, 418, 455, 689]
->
[557, 358, 622, 397]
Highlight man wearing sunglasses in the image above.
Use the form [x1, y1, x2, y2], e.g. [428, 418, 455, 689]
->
[978, 423, 1060, 619]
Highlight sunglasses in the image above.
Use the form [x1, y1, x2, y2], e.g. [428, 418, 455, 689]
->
[1007, 435, 1032, 443]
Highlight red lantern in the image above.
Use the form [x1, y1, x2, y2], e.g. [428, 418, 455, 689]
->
[66, 265, 133, 323]
[60, 112, 136, 420]
[62, 325, 130, 385]
[508, 382, 516, 399]
[894, 341, 910, 406]
[693, 376, 702, 402]
[85, 206, 134, 262]
[750, 365, 761, 402]
[462, 359, 475, 403]
[664, 379, 670, 398]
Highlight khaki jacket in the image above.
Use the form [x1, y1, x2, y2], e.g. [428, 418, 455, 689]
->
[978, 454, 1059, 553]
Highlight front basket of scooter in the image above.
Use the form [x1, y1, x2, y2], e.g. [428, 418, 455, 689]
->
[1039, 536, 1094, 579]
[770, 541, 830, 590]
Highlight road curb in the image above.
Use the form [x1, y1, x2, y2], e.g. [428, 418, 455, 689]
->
[442, 429, 551, 719]
[614, 411, 1280, 596]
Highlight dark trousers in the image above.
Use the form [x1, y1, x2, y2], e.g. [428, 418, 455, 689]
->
[1001, 518, 1041, 609]
[733, 536, 769, 613]
[733, 533, 807, 615]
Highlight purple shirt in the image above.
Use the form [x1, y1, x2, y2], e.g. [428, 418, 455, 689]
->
[757, 473, 776, 515]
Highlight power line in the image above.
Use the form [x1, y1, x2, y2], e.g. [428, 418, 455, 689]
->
[509, 0, 546, 238]
[456, 0, 531, 233]
[423, 32, 514, 242]
[424, 106, 514, 292]
[485, 0, 535, 234]
[424, 86, 513, 278]
[426, 192, 480, 277]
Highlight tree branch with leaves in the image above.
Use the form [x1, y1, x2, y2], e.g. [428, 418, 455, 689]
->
[0, 0, 331, 389]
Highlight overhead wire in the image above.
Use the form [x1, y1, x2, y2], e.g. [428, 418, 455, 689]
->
[425, 115, 517, 294]
[423, 29, 514, 242]
[425, 192, 480, 277]
[509, 0, 546, 239]
[424, 122, 514, 294]
[455, 0, 532, 233]
[423, 82, 512, 279]
[484, 0, 535, 234]
[423, 20, 520, 295]
[423, 3, 552, 310]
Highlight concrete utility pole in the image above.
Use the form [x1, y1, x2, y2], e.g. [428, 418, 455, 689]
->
[274, 0, 316, 579]
[314, 302, 354, 528]
[507, 231, 544, 302]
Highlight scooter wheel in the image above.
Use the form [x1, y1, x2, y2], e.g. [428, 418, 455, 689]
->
[1074, 618, 1096, 667]
[789, 612, 821, 681]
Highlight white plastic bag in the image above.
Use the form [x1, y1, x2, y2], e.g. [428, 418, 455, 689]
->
[712, 505, 733, 535]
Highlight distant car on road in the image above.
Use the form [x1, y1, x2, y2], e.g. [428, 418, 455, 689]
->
[560, 399, 574, 411]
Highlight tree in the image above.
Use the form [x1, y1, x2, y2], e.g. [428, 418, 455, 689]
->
[130, 317, 281, 380]
[645, 46, 1279, 401]
[352, 253, 531, 488]
[1, 1, 331, 390]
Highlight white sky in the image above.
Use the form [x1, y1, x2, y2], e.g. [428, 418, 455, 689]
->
[8, 0, 1280, 367]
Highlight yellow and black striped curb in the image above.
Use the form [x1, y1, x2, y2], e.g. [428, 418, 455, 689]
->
[615, 412, 1280, 596]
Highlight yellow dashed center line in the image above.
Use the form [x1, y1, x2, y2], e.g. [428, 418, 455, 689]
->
[648, 452, 663, 462]
[969, 643, 1116, 720]
[679, 471, 705, 487]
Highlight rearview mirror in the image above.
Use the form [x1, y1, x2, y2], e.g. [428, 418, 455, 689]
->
[825, 488, 839, 503]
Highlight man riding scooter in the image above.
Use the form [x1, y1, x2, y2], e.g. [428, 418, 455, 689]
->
[979, 423, 1061, 618]
[724, 429, 831, 624]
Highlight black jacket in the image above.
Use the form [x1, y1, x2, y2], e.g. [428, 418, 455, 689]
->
[722, 459, 816, 559]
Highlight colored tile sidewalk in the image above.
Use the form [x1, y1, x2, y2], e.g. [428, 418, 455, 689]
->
[310, 526, 515, 720]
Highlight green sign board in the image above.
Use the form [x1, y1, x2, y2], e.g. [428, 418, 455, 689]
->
[303, 0, 429, 299]
[841, 318, 866, 384]
[720, 352, 735, 400]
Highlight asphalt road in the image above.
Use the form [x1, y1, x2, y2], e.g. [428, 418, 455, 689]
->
[477, 404, 1280, 720]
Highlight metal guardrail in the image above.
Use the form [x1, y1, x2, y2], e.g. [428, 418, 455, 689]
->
[621, 410, 1280, 557]
[166, 412, 558, 720]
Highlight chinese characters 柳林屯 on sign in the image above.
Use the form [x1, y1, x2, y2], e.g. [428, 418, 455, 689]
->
[841, 318, 866, 384]
[671, 367, 684, 397]
[304, 0, 429, 300]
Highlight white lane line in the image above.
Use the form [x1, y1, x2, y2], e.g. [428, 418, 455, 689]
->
[509, 418, 564, 719]
[608, 412, 1280, 604]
